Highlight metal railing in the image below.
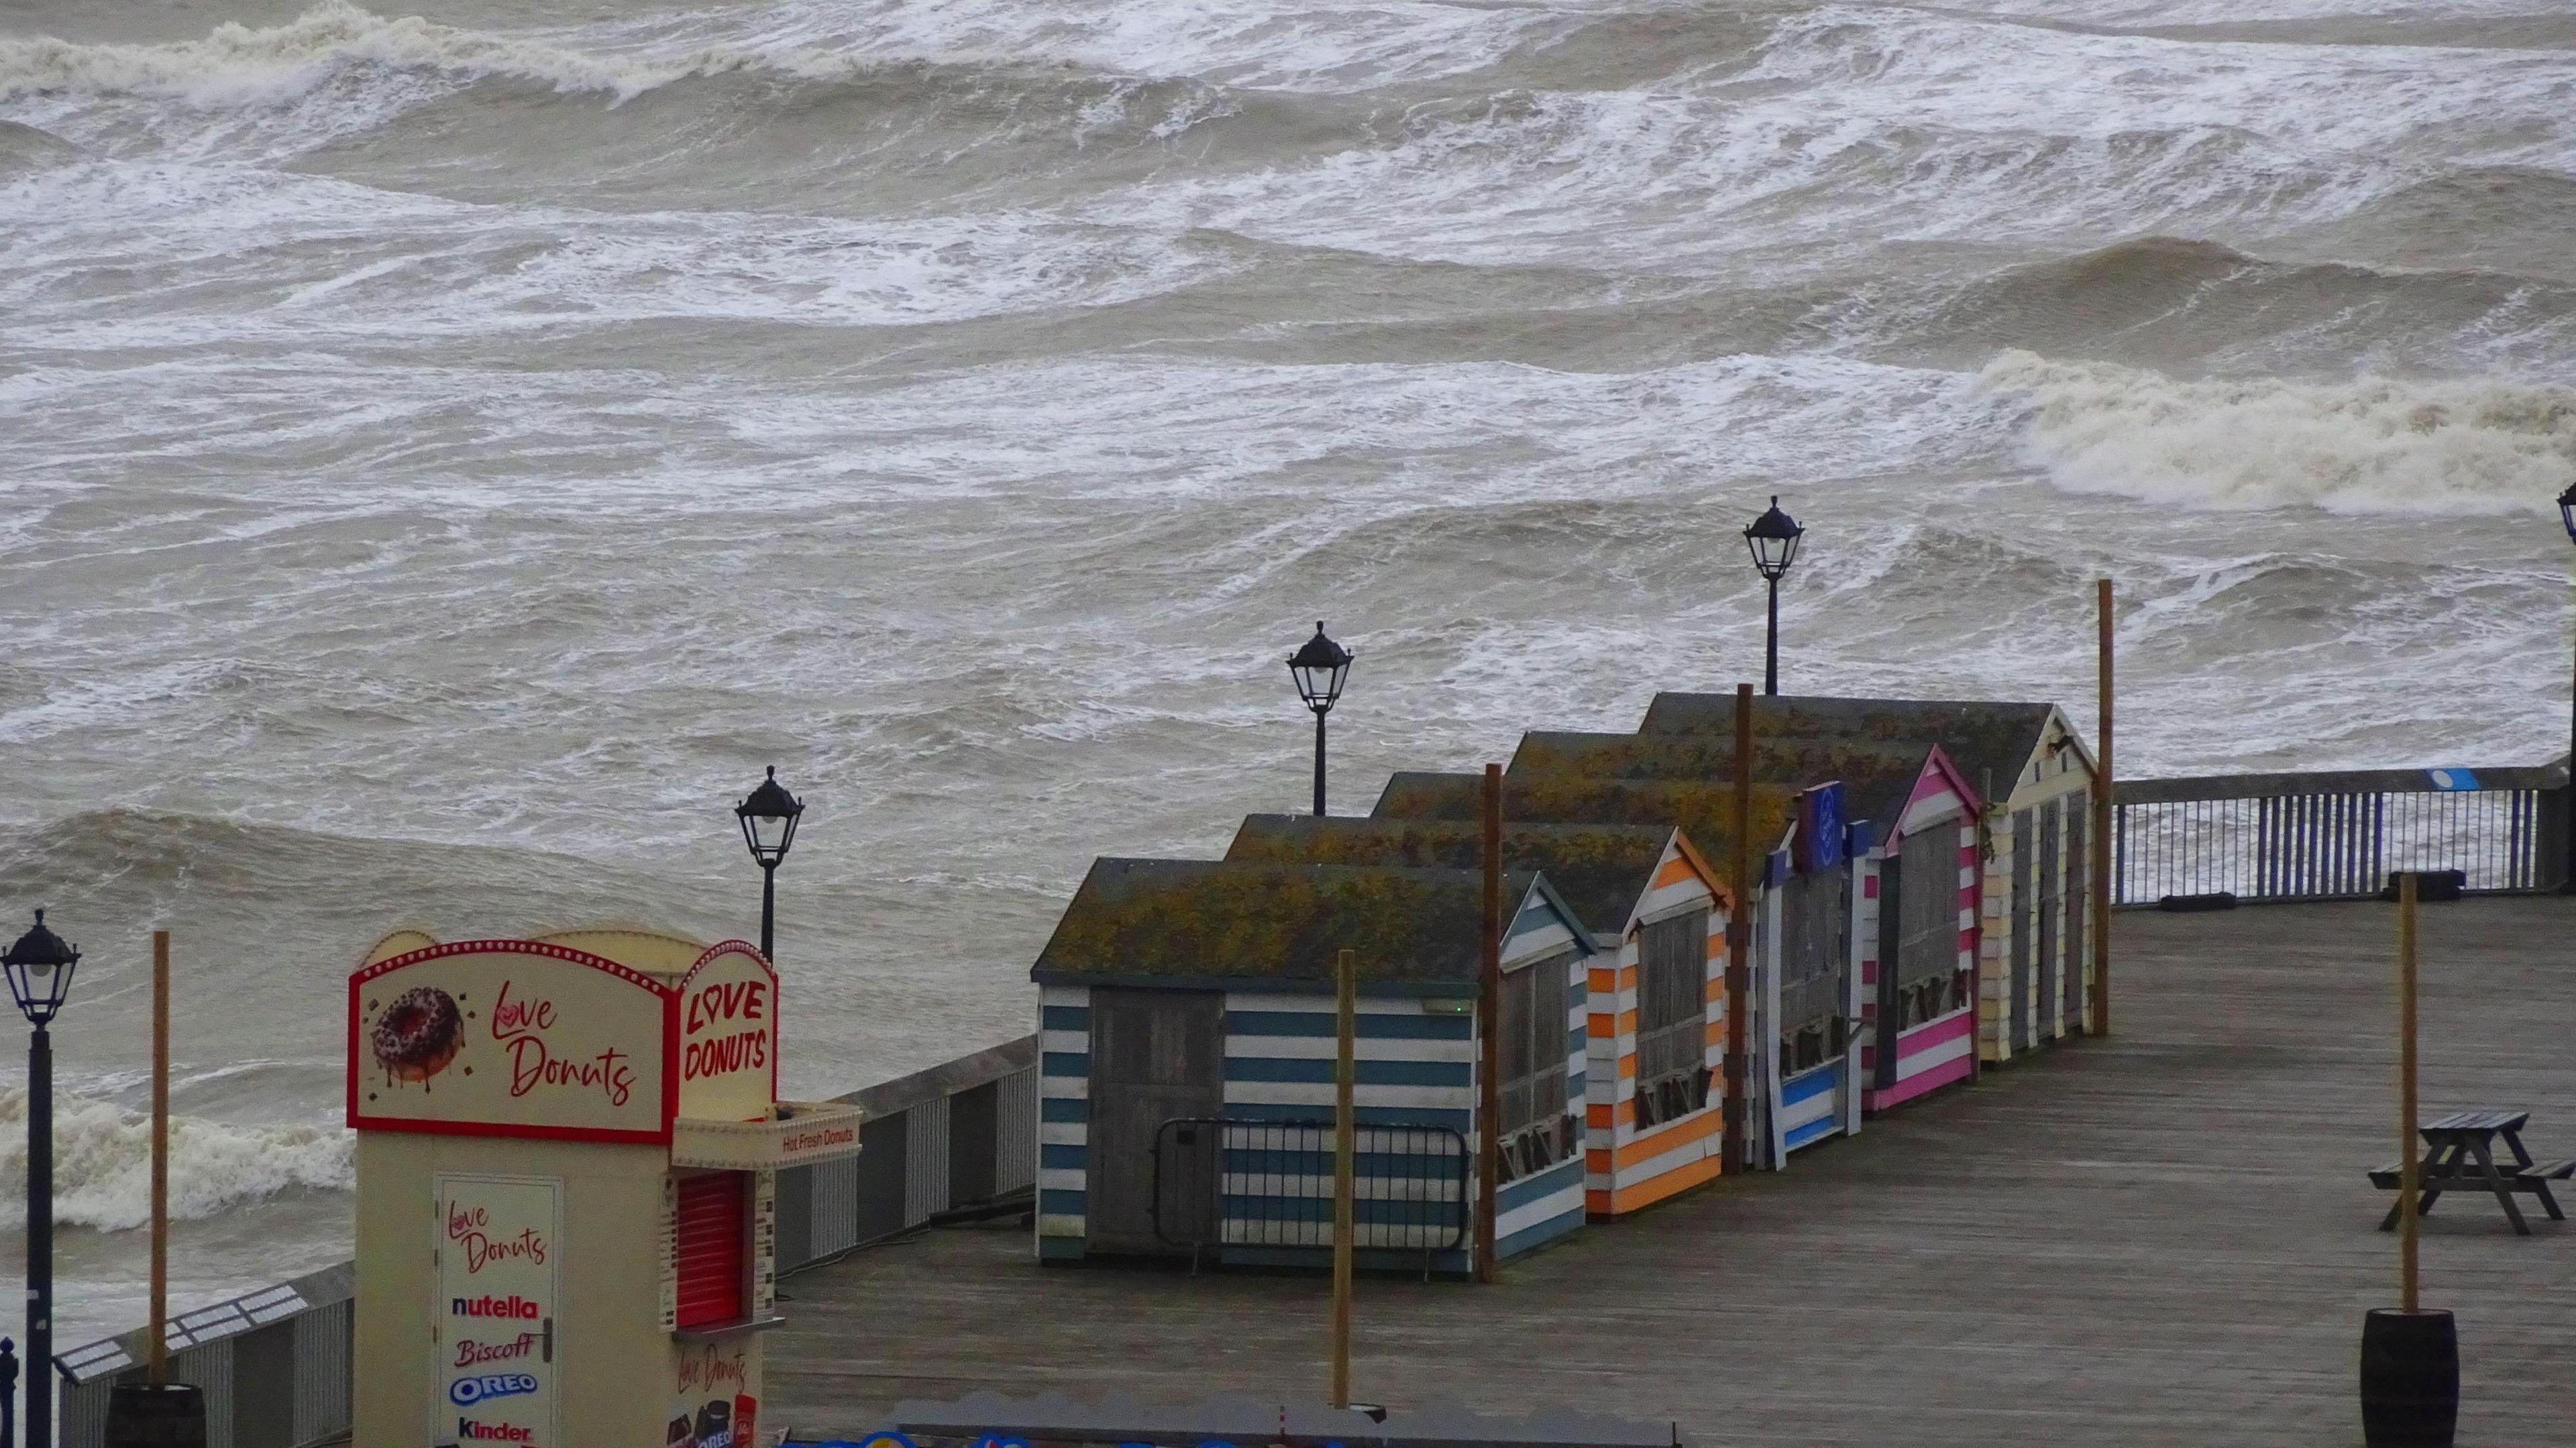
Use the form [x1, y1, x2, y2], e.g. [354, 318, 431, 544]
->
[1150, 1117, 1469, 1260]
[54, 1262, 353, 1448]
[50, 1038, 1040, 1448]
[2111, 763, 2568, 905]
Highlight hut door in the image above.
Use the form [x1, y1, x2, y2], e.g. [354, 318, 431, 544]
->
[2010, 809, 2034, 1051]
[2037, 801, 2061, 1041]
[1085, 987, 1224, 1254]
[2064, 799, 2090, 1035]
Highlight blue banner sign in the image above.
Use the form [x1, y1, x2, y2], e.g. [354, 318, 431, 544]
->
[1796, 783, 1845, 874]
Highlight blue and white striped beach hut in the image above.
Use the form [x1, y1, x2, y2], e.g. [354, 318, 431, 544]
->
[1029, 858, 1597, 1272]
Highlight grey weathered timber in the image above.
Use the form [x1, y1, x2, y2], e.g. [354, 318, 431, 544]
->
[1085, 987, 1224, 1254]
[2010, 806, 2033, 1050]
[2063, 801, 2088, 1035]
[2037, 799, 2060, 1040]
[765, 897, 2576, 1448]
[56, 1262, 354, 1448]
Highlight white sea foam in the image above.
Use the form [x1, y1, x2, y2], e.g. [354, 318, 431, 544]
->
[0, 1088, 352, 1231]
[0, 2, 666, 106]
[668, 0, 1579, 93]
[1106, 6, 2576, 278]
[0, 161, 1225, 343]
[0, 0, 1564, 118]
[1980, 349, 2576, 515]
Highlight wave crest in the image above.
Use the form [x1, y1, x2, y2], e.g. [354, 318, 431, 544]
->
[0, 1, 805, 106]
[1979, 349, 2576, 514]
[0, 1087, 352, 1231]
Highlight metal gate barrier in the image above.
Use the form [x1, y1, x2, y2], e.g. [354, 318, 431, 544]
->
[1150, 1117, 1469, 1272]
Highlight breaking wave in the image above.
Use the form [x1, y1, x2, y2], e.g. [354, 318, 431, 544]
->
[1980, 348, 2576, 514]
[0, 0, 1552, 111]
[0, 3, 678, 105]
[0, 1088, 352, 1231]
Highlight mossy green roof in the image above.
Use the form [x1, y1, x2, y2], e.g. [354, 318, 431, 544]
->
[1509, 730, 1944, 827]
[1030, 858, 1552, 991]
[1226, 814, 1681, 942]
[1638, 694, 2065, 803]
[1371, 771, 1798, 869]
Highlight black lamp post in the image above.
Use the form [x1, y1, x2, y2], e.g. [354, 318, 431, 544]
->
[735, 767, 804, 962]
[4, 910, 79, 1448]
[1287, 622, 1354, 816]
[2559, 484, 2576, 893]
[1743, 496, 1805, 696]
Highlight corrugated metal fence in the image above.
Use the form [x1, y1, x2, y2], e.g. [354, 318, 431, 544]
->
[2112, 762, 2569, 905]
[52, 1036, 1038, 1448]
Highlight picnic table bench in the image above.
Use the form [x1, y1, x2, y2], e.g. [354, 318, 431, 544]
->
[2369, 1109, 2573, 1237]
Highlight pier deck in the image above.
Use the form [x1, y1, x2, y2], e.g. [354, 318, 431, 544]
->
[768, 897, 2576, 1447]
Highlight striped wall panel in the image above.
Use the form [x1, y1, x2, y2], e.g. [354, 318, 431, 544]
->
[1979, 761, 2092, 1062]
[1878, 1009, 1976, 1109]
[1779, 1059, 1842, 1152]
[1036, 983, 1093, 1249]
[1854, 847, 1883, 1119]
[1036, 966, 1589, 1265]
[1864, 821, 1980, 1111]
[1582, 834, 1730, 1216]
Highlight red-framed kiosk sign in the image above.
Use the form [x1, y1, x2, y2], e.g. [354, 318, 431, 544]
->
[348, 938, 682, 1144]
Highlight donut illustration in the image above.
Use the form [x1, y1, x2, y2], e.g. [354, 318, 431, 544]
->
[372, 985, 464, 1089]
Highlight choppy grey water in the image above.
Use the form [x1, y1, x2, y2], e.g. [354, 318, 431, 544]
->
[2, 0, 2573, 1349]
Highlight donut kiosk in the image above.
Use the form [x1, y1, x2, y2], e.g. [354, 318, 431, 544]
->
[347, 928, 863, 1448]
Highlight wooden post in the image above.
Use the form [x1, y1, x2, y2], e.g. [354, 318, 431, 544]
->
[1331, 947, 1355, 1406]
[2094, 577, 2114, 1038]
[2397, 873, 2420, 1313]
[151, 928, 170, 1388]
[1725, 684, 1754, 1174]
[1476, 764, 1502, 1284]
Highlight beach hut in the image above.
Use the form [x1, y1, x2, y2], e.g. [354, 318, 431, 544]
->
[1224, 814, 1735, 1217]
[1507, 732, 1984, 1113]
[1640, 695, 2098, 1064]
[1029, 859, 1597, 1272]
[1369, 773, 1849, 1170]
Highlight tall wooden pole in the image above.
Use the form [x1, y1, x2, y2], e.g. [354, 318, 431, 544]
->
[2093, 578, 2114, 1038]
[1725, 684, 1754, 1174]
[150, 928, 170, 1388]
[1331, 948, 1355, 1405]
[1476, 765, 1502, 1284]
[2397, 873, 2421, 1313]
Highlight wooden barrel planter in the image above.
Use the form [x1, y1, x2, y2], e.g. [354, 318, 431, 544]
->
[2360, 1308, 2457, 1447]
[105, 1382, 207, 1448]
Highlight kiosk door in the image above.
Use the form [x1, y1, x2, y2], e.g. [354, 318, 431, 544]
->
[433, 1174, 561, 1448]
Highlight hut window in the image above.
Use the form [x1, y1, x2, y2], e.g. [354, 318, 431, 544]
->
[1780, 871, 1849, 1056]
[1498, 953, 1570, 1139]
[1633, 908, 1709, 1121]
[1893, 824, 1960, 1022]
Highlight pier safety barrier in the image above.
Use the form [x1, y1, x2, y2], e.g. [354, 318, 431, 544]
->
[50, 1036, 1040, 1448]
[1149, 1118, 1470, 1265]
[2112, 760, 2569, 906]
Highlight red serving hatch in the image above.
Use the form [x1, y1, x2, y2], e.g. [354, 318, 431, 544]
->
[674, 1171, 747, 1329]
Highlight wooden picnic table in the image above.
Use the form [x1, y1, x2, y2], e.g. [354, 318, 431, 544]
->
[2371, 1109, 2575, 1237]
